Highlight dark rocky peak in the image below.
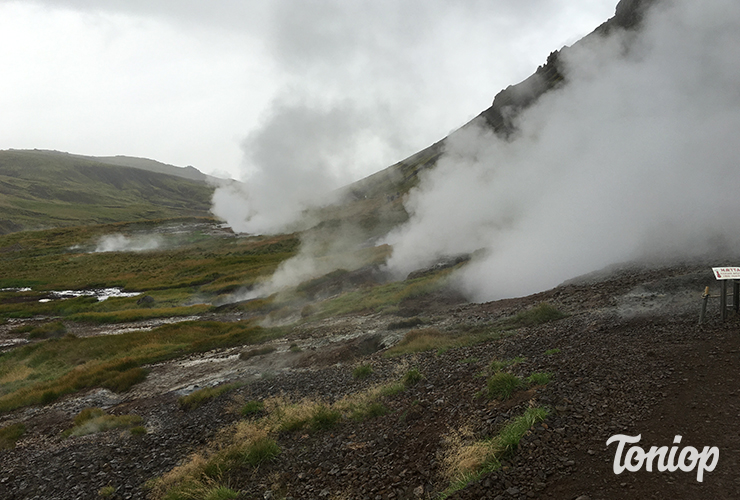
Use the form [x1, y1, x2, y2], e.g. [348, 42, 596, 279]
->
[479, 0, 660, 137]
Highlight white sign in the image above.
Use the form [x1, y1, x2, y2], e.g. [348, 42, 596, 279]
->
[712, 267, 740, 280]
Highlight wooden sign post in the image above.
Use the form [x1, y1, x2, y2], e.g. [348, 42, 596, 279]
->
[712, 267, 740, 321]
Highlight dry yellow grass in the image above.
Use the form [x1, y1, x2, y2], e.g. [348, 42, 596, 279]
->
[0, 364, 32, 385]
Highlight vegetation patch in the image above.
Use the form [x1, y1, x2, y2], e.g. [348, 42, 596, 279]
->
[63, 407, 143, 438]
[149, 424, 279, 500]
[486, 372, 524, 400]
[526, 372, 553, 386]
[179, 383, 241, 411]
[316, 267, 453, 318]
[440, 407, 549, 498]
[487, 356, 525, 373]
[0, 422, 25, 449]
[544, 348, 561, 355]
[0, 321, 281, 414]
[98, 485, 116, 498]
[352, 364, 373, 379]
[384, 328, 454, 356]
[240, 400, 265, 416]
[152, 373, 415, 499]
[501, 303, 566, 329]
[13, 321, 67, 339]
[401, 368, 423, 386]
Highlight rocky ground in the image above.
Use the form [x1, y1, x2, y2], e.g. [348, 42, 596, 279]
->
[1, 261, 739, 499]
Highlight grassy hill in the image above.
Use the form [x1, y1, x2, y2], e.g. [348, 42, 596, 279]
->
[0, 150, 215, 234]
[70, 153, 214, 183]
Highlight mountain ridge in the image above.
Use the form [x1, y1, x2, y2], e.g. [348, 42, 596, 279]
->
[0, 149, 215, 233]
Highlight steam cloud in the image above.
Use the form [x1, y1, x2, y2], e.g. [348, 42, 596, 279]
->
[94, 234, 163, 253]
[385, 0, 740, 301]
[210, 1, 609, 235]
[212, 99, 397, 235]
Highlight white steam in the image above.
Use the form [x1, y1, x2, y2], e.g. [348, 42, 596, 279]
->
[386, 0, 740, 301]
[94, 234, 163, 253]
[225, 225, 375, 302]
[211, 99, 395, 235]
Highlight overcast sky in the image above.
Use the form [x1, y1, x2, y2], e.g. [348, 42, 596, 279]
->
[0, 0, 618, 180]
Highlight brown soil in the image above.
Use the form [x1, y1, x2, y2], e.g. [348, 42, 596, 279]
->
[1, 261, 738, 499]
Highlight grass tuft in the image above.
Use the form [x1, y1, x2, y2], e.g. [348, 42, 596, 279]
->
[488, 356, 524, 373]
[526, 372, 552, 386]
[240, 400, 264, 417]
[402, 368, 423, 386]
[440, 407, 549, 498]
[0, 422, 25, 450]
[98, 485, 116, 498]
[486, 372, 523, 400]
[64, 407, 143, 438]
[503, 303, 566, 328]
[179, 383, 241, 411]
[352, 364, 373, 380]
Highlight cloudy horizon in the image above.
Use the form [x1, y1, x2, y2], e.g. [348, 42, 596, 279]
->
[0, 0, 618, 181]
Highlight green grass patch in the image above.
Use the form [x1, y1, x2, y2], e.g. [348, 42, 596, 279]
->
[498, 407, 549, 452]
[385, 324, 502, 358]
[152, 372, 422, 499]
[13, 321, 67, 339]
[179, 383, 241, 411]
[98, 485, 116, 498]
[63, 407, 143, 438]
[348, 401, 389, 421]
[487, 356, 525, 373]
[316, 268, 455, 318]
[203, 486, 239, 500]
[526, 372, 552, 386]
[378, 382, 406, 397]
[0, 422, 25, 449]
[66, 305, 211, 324]
[440, 407, 549, 498]
[384, 328, 455, 356]
[402, 368, 423, 386]
[544, 348, 561, 355]
[501, 303, 566, 328]
[150, 424, 279, 500]
[240, 400, 264, 417]
[130, 425, 147, 436]
[0, 321, 282, 414]
[352, 364, 373, 379]
[486, 372, 524, 400]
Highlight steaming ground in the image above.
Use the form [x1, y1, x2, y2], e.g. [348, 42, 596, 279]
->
[385, 0, 740, 301]
[94, 234, 163, 253]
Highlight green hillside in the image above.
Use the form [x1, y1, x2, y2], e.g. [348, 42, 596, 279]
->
[0, 150, 215, 234]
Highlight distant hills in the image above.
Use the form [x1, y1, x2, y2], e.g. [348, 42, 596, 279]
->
[0, 149, 216, 234]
